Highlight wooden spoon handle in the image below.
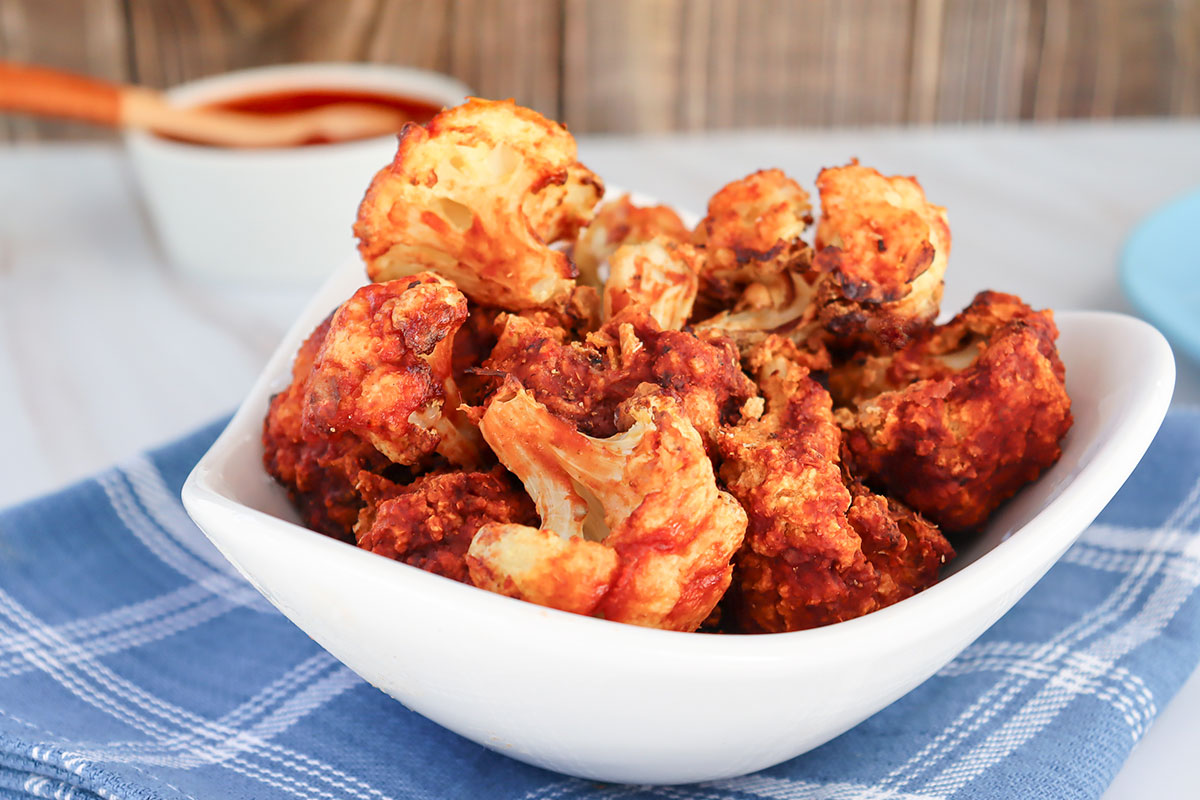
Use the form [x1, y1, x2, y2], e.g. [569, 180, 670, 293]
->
[0, 61, 410, 147]
[0, 62, 123, 126]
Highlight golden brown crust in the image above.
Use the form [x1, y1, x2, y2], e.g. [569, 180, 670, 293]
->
[845, 477, 954, 611]
[812, 161, 951, 350]
[262, 316, 392, 541]
[470, 384, 747, 631]
[481, 311, 757, 449]
[838, 292, 1072, 533]
[354, 467, 538, 583]
[304, 275, 475, 468]
[691, 169, 814, 319]
[355, 99, 602, 310]
[264, 103, 1066, 634]
[716, 343, 953, 632]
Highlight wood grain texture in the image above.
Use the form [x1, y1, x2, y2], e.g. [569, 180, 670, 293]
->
[2, 0, 1197, 140]
[0, 0, 126, 141]
[1174, 0, 1200, 114]
[449, 0, 560, 118]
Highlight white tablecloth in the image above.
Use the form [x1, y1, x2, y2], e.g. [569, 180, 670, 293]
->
[2, 122, 1198, 798]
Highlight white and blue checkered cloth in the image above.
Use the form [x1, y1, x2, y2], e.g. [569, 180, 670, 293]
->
[0, 409, 1198, 800]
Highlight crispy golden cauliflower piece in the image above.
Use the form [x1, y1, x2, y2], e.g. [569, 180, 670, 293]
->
[263, 315, 393, 541]
[602, 237, 701, 330]
[304, 274, 483, 468]
[354, 467, 538, 584]
[716, 338, 953, 632]
[829, 290, 1060, 407]
[467, 382, 748, 631]
[574, 194, 690, 289]
[813, 161, 951, 348]
[836, 291, 1072, 533]
[691, 169, 814, 318]
[355, 98, 603, 310]
[258, 96, 1072, 636]
[481, 311, 757, 450]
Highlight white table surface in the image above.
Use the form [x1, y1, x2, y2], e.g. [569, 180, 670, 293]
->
[2, 121, 1198, 798]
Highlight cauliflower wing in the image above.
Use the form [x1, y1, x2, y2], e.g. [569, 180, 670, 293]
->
[813, 161, 951, 348]
[602, 236, 701, 330]
[573, 193, 690, 289]
[355, 98, 603, 310]
[837, 291, 1072, 533]
[481, 311, 756, 447]
[468, 382, 748, 630]
[691, 169, 814, 318]
[845, 476, 954, 611]
[596, 318, 758, 448]
[716, 338, 952, 632]
[262, 316, 391, 541]
[304, 275, 483, 468]
[354, 467, 538, 583]
[829, 290, 1061, 407]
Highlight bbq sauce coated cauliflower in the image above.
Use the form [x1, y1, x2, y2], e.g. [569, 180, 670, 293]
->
[685, 169, 831, 366]
[354, 467, 539, 583]
[813, 161, 951, 349]
[836, 291, 1072, 533]
[691, 169, 814, 320]
[355, 98, 603, 310]
[481, 311, 757, 448]
[304, 274, 482, 469]
[716, 339, 953, 633]
[263, 315, 391, 541]
[263, 98, 1068, 635]
[467, 382, 748, 631]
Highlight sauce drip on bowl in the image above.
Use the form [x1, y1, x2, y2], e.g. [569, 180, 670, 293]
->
[162, 88, 443, 147]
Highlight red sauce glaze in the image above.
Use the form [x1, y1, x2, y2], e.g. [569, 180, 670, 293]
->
[165, 88, 443, 147]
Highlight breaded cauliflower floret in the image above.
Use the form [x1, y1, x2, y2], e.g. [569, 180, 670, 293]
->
[691, 169, 814, 318]
[602, 236, 701, 330]
[574, 194, 690, 289]
[837, 291, 1072, 533]
[304, 275, 482, 468]
[481, 312, 756, 448]
[355, 98, 603, 310]
[813, 161, 951, 348]
[263, 316, 392, 541]
[845, 476, 954, 611]
[716, 338, 952, 633]
[468, 383, 748, 631]
[829, 290, 1060, 407]
[354, 467, 538, 583]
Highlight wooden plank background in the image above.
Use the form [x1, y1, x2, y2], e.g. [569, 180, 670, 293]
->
[2, 0, 1197, 141]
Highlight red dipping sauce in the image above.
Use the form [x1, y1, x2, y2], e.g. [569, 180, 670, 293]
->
[166, 88, 443, 147]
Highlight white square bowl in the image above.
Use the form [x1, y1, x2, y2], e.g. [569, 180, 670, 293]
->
[182, 257, 1174, 785]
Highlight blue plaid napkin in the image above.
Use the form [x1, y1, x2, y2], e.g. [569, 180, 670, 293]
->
[0, 410, 1198, 800]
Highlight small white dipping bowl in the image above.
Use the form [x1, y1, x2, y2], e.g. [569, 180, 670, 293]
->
[182, 255, 1174, 785]
[125, 63, 470, 285]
